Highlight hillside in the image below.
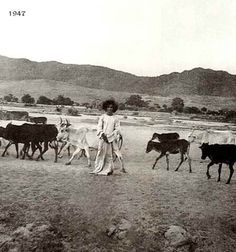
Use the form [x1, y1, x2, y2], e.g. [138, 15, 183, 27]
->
[0, 55, 236, 97]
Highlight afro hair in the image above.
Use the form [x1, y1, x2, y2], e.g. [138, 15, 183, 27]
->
[102, 99, 118, 112]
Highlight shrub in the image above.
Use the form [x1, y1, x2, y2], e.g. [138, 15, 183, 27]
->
[67, 107, 79, 116]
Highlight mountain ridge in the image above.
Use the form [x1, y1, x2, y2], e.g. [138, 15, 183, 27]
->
[0, 55, 236, 97]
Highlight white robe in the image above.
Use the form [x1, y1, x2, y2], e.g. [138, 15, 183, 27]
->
[90, 114, 122, 175]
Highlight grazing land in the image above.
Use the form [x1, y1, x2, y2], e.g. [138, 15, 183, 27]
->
[0, 106, 236, 251]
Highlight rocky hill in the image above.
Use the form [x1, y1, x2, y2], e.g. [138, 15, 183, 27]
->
[0, 55, 236, 97]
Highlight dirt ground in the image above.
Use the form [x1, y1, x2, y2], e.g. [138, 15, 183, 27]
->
[0, 117, 236, 251]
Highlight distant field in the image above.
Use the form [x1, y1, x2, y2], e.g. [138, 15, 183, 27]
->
[0, 79, 236, 110]
[0, 80, 133, 104]
[144, 94, 236, 110]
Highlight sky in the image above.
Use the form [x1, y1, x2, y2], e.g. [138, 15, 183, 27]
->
[1, 0, 236, 76]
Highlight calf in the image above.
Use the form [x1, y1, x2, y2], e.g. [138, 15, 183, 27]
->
[151, 132, 180, 142]
[146, 139, 191, 172]
[199, 143, 236, 184]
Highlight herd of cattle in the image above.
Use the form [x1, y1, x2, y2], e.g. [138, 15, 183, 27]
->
[0, 116, 236, 184]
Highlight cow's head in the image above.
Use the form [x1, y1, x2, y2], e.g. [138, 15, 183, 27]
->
[146, 140, 154, 153]
[199, 143, 209, 160]
[57, 118, 71, 142]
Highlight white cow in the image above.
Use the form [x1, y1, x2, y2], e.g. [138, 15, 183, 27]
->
[57, 119, 123, 166]
[188, 129, 235, 145]
[57, 123, 97, 166]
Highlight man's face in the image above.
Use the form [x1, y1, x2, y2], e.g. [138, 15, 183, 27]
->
[107, 104, 114, 115]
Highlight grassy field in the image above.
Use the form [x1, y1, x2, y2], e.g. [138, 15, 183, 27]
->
[0, 110, 236, 251]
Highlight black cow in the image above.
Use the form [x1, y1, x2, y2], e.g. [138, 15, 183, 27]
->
[146, 139, 192, 172]
[2, 123, 58, 162]
[199, 143, 236, 184]
[151, 132, 180, 142]
[27, 116, 47, 124]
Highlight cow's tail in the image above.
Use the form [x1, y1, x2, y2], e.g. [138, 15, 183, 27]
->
[185, 141, 191, 160]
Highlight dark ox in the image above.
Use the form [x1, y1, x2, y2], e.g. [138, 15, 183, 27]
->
[2, 123, 58, 162]
[146, 139, 191, 172]
[27, 116, 47, 124]
[151, 132, 180, 142]
[199, 143, 236, 184]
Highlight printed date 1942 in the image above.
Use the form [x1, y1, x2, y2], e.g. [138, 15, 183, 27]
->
[9, 11, 26, 16]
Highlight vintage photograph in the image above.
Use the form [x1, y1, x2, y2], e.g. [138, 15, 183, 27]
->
[0, 0, 236, 251]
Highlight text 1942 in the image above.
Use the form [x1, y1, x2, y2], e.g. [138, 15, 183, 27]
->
[9, 11, 26, 16]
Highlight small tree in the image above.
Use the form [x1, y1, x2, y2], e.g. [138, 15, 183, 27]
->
[171, 97, 184, 112]
[21, 94, 35, 104]
[37, 96, 53, 105]
[67, 106, 79, 116]
[125, 95, 147, 107]
[201, 107, 207, 113]
[4, 94, 18, 102]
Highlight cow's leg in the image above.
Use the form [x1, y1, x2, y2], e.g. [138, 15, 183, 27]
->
[2, 141, 13, 157]
[65, 147, 82, 165]
[30, 142, 39, 158]
[53, 141, 58, 163]
[186, 151, 192, 173]
[58, 142, 70, 158]
[206, 161, 215, 179]
[32, 142, 43, 159]
[152, 153, 165, 170]
[226, 164, 234, 184]
[113, 147, 126, 173]
[26, 144, 32, 159]
[84, 147, 91, 167]
[217, 163, 222, 182]
[15, 143, 19, 158]
[21, 143, 29, 159]
[37, 142, 48, 161]
[67, 145, 71, 157]
[175, 153, 185, 171]
[166, 154, 169, 171]
[58, 141, 66, 156]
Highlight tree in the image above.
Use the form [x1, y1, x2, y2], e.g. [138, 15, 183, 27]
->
[3, 94, 18, 102]
[37, 96, 53, 105]
[53, 95, 74, 105]
[171, 97, 184, 112]
[125, 95, 147, 107]
[201, 107, 207, 113]
[21, 94, 35, 104]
